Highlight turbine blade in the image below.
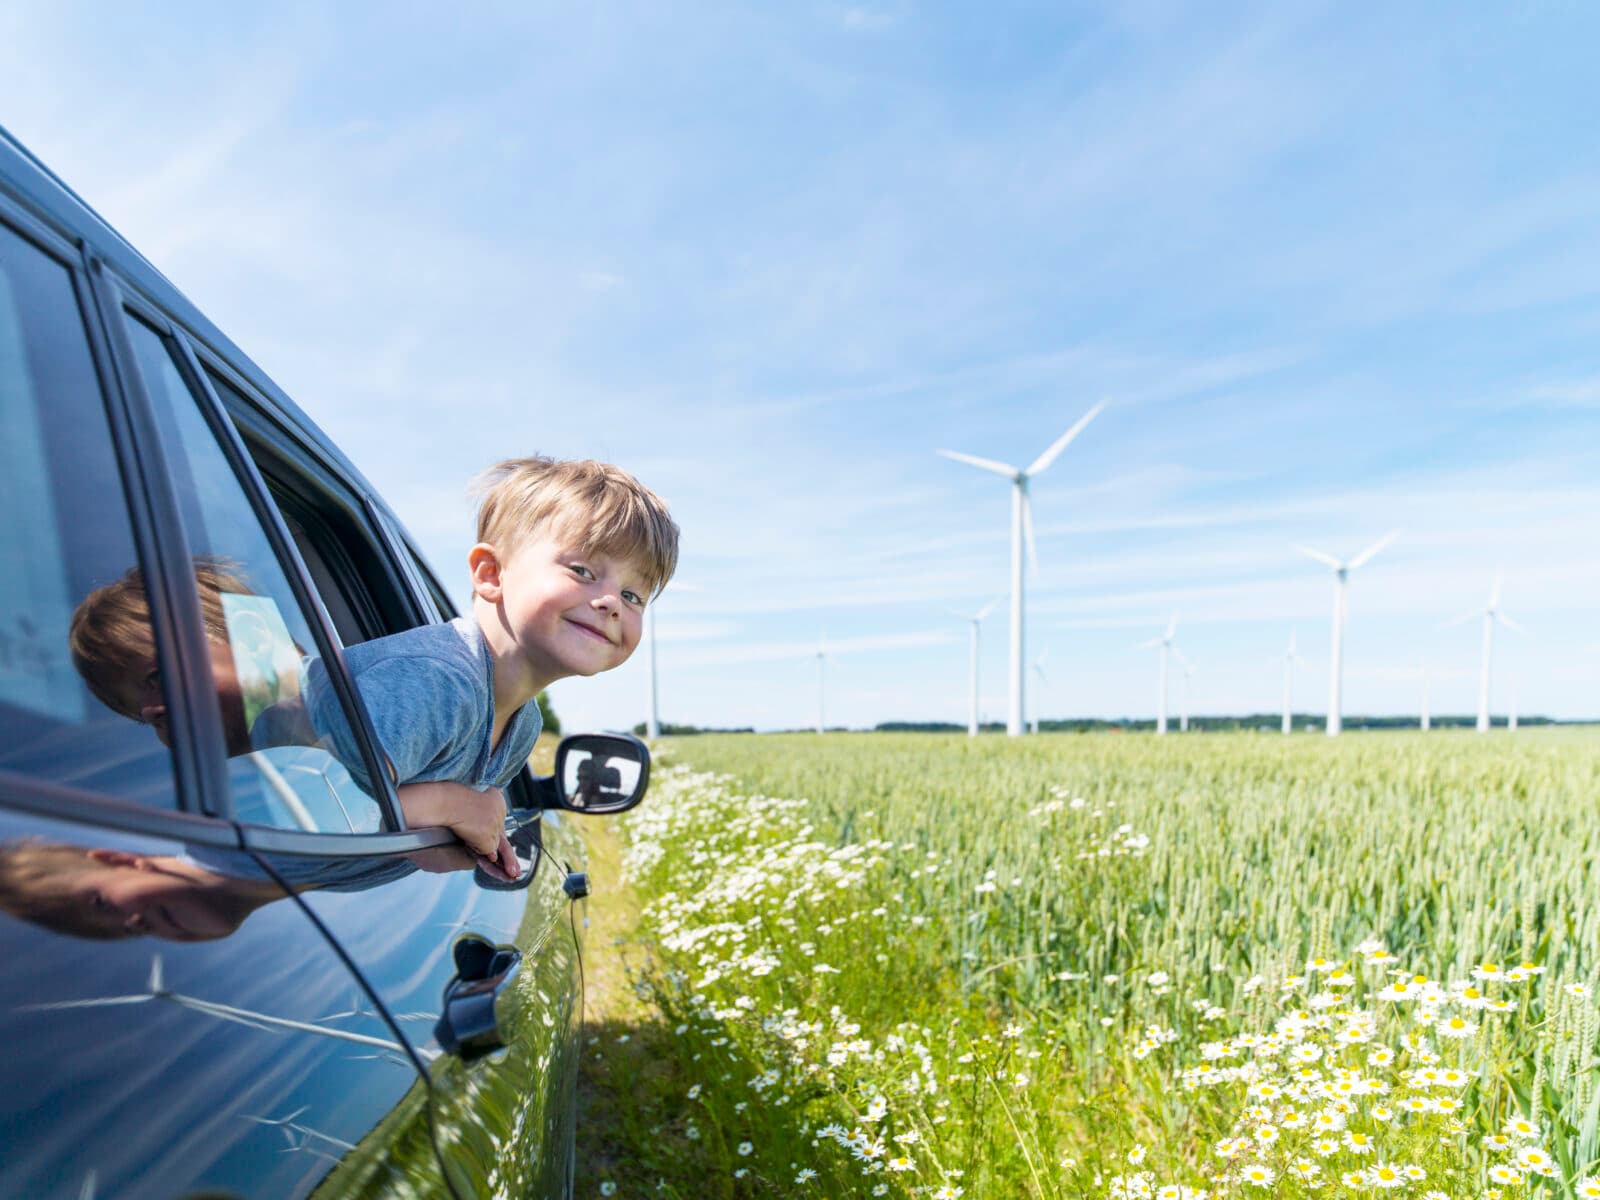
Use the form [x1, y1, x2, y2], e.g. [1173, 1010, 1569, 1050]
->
[1173, 647, 1194, 670]
[1022, 493, 1039, 574]
[1293, 544, 1342, 569]
[937, 448, 1019, 479]
[1024, 400, 1106, 476]
[1497, 611, 1529, 635]
[1347, 528, 1400, 570]
[1488, 569, 1503, 610]
[975, 599, 1000, 621]
[1134, 637, 1162, 650]
[1165, 615, 1178, 641]
[1441, 609, 1478, 628]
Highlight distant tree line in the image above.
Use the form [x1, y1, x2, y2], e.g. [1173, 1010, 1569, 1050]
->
[874, 714, 1563, 734]
[631, 721, 757, 737]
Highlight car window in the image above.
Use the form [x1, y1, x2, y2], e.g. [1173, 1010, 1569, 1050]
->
[0, 220, 180, 808]
[121, 316, 391, 834]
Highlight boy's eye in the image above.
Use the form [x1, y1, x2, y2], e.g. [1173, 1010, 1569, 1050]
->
[569, 564, 595, 581]
[622, 590, 644, 607]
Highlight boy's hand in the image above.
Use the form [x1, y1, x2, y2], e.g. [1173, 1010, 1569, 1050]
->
[397, 781, 520, 881]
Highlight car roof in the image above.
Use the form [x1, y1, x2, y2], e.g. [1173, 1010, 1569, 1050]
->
[0, 123, 391, 514]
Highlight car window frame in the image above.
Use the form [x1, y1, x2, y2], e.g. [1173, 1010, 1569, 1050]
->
[106, 285, 443, 853]
[0, 191, 245, 848]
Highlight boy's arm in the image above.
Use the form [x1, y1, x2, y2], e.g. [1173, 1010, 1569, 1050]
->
[397, 781, 519, 881]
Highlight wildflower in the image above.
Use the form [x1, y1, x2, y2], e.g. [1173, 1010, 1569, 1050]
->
[1472, 961, 1505, 981]
[1575, 1177, 1600, 1198]
[1128, 1144, 1147, 1165]
[1367, 1163, 1406, 1189]
[886, 1156, 913, 1172]
[1371, 1104, 1395, 1123]
[930, 1188, 964, 1200]
[600, 1184, 617, 1197]
[1343, 1130, 1375, 1155]
[737, 1142, 753, 1157]
[1516, 1146, 1557, 1177]
[1239, 1163, 1276, 1188]
[795, 1168, 818, 1183]
[1503, 1114, 1540, 1140]
[687, 1084, 702, 1100]
[1287, 1158, 1321, 1181]
[1567, 982, 1590, 999]
[1487, 1164, 1522, 1184]
[1436, 1015, 1476, 1039]
[1313, 1138, 1339, 1157]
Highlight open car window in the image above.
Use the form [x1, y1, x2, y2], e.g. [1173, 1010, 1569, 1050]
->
[122, 316, 393, 835]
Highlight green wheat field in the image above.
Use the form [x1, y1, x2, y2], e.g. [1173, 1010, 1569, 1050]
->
[580, 729, 1600, 1200]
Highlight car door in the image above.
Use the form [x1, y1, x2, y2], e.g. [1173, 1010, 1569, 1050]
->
[0, 196, 449, 1198]
[174, 346, 589, 1197]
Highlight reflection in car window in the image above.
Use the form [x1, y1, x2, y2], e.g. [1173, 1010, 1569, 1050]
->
[0, 222, 180, 808]
[122, 317, 390, 834]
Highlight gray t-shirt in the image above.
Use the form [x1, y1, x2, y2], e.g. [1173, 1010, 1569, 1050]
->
[302, 617, 543, 796]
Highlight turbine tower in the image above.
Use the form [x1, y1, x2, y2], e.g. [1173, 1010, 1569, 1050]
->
[951, 600, 999, 737]
[1276, 631, 1305, 735]
[938, 402, 1106, 737]
[814, 634, 827, 735]
[1419, 658, 1430, 732]
[1136, 616, 1178, 735]
[1029, 649, 1048, 735]
[1446, 573, 1526, 733]
[1174, 647, 1194, 733]
[1293, 530, 1399, 737]
[646, 605, 660, 739]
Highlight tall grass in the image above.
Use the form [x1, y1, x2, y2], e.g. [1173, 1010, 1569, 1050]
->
[590, 729, 1600, 1198]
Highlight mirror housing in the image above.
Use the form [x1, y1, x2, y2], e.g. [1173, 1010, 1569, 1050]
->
[531, 732, 651, 814]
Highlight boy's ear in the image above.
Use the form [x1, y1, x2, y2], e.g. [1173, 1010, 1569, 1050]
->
[468, 544, 504, 603]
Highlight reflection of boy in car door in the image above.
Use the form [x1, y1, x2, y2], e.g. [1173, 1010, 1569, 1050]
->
[68, 559, 520, 875]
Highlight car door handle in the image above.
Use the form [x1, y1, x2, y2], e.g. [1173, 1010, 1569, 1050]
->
[435, 934, 522, 1061]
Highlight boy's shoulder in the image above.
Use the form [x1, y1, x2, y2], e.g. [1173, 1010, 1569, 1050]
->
[344, 617, 485, 687]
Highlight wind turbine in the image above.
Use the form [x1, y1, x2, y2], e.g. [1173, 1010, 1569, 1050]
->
[645, 605, 661, 739]
[950, 599, 999, 737]
[1029, 649, 1048, 735]
[938, 402, 1106, 737]
[1174, 647, 1194, 733]
[1419, 658, 1431, 732]
[1276, 631, 1305, 735]
[814, 634, 827, 735]
[1293, 530, 1400, 737]
[1445, 572, 1526, 734]
[1136, 617, 1178, 735]
[643, 581, 700, 740]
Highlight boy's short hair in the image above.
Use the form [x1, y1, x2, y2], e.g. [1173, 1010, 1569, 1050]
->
[70, 558, 250, 719]
[473, 457, 680, 598]
[0, 839, 133, 941]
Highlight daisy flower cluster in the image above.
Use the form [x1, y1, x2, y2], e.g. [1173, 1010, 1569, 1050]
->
[1104, 939, 1593, 1197]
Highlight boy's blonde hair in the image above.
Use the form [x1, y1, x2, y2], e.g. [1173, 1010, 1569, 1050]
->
[473, 457, 679, 598]
[70, 559, 251, 719]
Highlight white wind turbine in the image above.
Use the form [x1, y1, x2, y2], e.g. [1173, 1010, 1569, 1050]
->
[643, 582, 700, 740]
[1029, 649, 1048, 735]
[938, 402, 1106, 737]
[1276, 631, 1306, 735]
[1446, 573, 1526, 733]
[949, 599, 1000, 737]
[1136, 617, 1178, 735]
[1418, 658, 1431, 732]
[814, 634, 827, 735]
[1174, 647, 1195, 733]
[1293, 530, 1400, 737]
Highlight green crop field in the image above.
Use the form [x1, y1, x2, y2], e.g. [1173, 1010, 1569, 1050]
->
[580, 729, 1600, 1199]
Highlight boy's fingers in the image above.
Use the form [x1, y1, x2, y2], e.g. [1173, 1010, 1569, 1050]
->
[494, 834, 519, 879]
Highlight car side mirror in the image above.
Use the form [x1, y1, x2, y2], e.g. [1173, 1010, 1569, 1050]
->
[535, 733, 650, 814]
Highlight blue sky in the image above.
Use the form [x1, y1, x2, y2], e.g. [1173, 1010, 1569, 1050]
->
[5, 2, 1598, 731]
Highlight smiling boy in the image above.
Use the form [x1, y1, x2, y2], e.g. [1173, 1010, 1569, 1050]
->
[304, 457, 678, 874]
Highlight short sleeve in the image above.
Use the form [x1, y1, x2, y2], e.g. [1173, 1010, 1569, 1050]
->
[350, 655, 482, 786]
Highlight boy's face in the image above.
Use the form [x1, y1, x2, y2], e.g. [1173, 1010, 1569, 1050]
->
[485, 532, 648, 682]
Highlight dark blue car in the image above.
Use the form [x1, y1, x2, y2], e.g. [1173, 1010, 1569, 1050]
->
[0, 125, 643, 1199]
